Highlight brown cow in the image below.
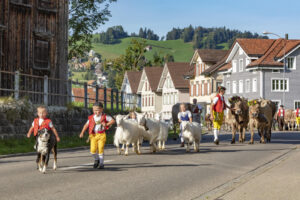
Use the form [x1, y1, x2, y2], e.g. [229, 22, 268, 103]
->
[248, 99, 276, 144]
[228, 96, 249, 144]
[284, 109, 296, 131]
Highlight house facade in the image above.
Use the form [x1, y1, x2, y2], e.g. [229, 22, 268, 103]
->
[137, 67, 163, 118]
[121, 71, 142, 109]
[157, 62, 191, 120]
[214, 38, 300, 110]
[185, 49, 228, 113]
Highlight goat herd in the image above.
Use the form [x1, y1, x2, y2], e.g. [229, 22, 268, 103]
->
[114, 96, 296, 156]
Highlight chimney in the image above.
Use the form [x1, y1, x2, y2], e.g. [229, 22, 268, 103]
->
[285, 34, 289, 40]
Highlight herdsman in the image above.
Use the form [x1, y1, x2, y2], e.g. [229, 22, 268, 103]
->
[210, 86, 230, 145]
[79, 102, 115, 169]
[178, 103, 192, 147]
[277, 105, 285, 131]
[296, 108, 300, 129]
[191, 98, 202, 124]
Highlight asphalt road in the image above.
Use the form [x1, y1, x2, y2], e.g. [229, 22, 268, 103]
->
[1, 131, 300, 200]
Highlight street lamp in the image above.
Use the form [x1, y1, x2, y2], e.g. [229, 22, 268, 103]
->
[263, 31, 287, 106]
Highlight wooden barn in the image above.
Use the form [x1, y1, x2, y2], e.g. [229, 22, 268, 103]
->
[0, 0, 69, 105]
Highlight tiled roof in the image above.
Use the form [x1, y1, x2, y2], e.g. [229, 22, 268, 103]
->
[72, 88, 112, 103]
[248, 39, 300, 67]
[144, 67, 163, 91]
[126, 71, 142, 94]
[236, 38, 276, 57]
[197, 49, 228, 63]
[166, 62, 191, 89]
[218, 62, 232, 72]
[202, 53, 229, 75]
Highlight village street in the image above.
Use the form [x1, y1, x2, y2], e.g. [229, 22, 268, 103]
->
[1, 131, 300, 200]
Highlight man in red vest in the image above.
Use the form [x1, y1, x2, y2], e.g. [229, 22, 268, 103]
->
[27, 106, 60, 147]
[277, 105, 285, 131]
[210, 86, 231, 145]
[79, 102, 115, 169]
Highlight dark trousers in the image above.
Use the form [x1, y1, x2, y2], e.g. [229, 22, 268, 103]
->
[278, 117, 284, 131]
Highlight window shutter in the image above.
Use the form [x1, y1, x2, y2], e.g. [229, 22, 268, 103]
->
[193, 84, 196, 97]
[204, 83, 207, 96]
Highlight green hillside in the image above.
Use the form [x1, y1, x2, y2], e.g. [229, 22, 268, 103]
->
[92, 37, 196, 62]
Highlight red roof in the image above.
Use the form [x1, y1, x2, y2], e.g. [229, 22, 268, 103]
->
[144, 67, 163, 91]
[126, 71, 142, 94]
[166, 62, 190, 89]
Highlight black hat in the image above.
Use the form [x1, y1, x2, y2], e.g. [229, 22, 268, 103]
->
[280, 105, 284, 107]
[218, 86, 226, 91]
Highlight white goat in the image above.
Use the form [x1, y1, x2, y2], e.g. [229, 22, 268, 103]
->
[138, 117, 160, 153]
[157, 122, 169, 150]
[181, 121, 202, 152]
[114, 114, 146, 156]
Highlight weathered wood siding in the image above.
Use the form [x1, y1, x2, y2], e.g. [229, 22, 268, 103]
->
[0, 0, 68, 105]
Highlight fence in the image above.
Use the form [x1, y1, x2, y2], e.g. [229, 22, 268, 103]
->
[0, 70, 140, 111]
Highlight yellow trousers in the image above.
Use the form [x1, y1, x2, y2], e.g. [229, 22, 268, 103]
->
[297, 117, 300, 125]
[213, 111, 224, 130]
[89, 133, 106, 154]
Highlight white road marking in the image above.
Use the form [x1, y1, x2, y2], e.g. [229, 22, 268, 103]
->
[59, 160, 114, 170]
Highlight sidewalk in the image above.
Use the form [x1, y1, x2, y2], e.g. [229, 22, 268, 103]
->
[220, 148, 300, 200]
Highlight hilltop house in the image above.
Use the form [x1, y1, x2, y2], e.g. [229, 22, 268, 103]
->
[121, 71, 142, 109]
[137, 67, 163, 118]
[157, 62, 191, 120]
[185, 49, 228, 113]
[210, 38, 300, 110]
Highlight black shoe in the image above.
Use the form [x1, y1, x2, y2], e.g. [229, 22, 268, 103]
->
[214, 139, 219, 145]
[98, 164, 104, 169]
[180, 142, 184, 147]
[93, 160, 99, 168]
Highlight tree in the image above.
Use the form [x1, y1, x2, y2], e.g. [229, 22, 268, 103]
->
[68, 0, 117, 58]
[103, 38, 150, 89]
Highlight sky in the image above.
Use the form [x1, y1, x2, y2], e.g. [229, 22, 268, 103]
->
[97, 0, 300, 39]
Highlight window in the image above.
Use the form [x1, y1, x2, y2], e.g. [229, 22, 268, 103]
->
[232, 60, 237, 73]
[295, 101, 300, 109]
[167, 94, 170, 105]
[245, 79, 250, 93]
[239, 59, 243, 72]
[152, 96, 154, 106]
[33, 39, 50, 70]
[163, 95, 166, 105]
[226, 81, 231, 94]
[246, 58, 251, 66]
[170, 93, 174, 104]
[239, 80, 243, 93]
[196, 83, 199, 96]
[272, 69, 280, 73]
[201, 82, 204, 96]
[196, 63, 199, 76]
[272, 79, 289, 92]
[145, 82, 147, 91]
[273, 100, 281, 110]
[287, 57, 296, 70]
[207, 82, 210, 95]
[252, 78, 257, 92]
[190, 84, 194, 96]
[232, 81, 237, 94]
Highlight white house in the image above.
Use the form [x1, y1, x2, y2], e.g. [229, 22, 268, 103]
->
[185, 49, 228, 113]
[157, 62, 191, 120]
[121, 71, 142, 109]
[137, 67, 163, 118]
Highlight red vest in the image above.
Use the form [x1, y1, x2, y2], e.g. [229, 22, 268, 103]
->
[33, 118, 52, 136]
[213, 94, 225, 113]
[88, 114, 108, 134]
[296, 108, 299, 117]
[278, 109, 285, 117]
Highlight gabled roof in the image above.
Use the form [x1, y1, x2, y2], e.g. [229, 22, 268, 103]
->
[166, 62, 191, 89]
[248, 39, 300, 68]
[236, 38, 276, 57]
[144, 67, 163, 91]
[126, 71, 142, 93]
[202, 52, 229, 75]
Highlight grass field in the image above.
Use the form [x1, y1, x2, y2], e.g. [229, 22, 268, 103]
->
[92, 37, 195, 62]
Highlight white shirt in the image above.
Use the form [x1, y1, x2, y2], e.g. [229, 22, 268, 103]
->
[86, 114, 112, 133]
[32, 118, 53, 128]
[178, 111, 192, 121]
[212, 95, 224, 105]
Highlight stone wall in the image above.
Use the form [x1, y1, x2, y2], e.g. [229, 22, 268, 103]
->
[0, 98, 124, 139]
